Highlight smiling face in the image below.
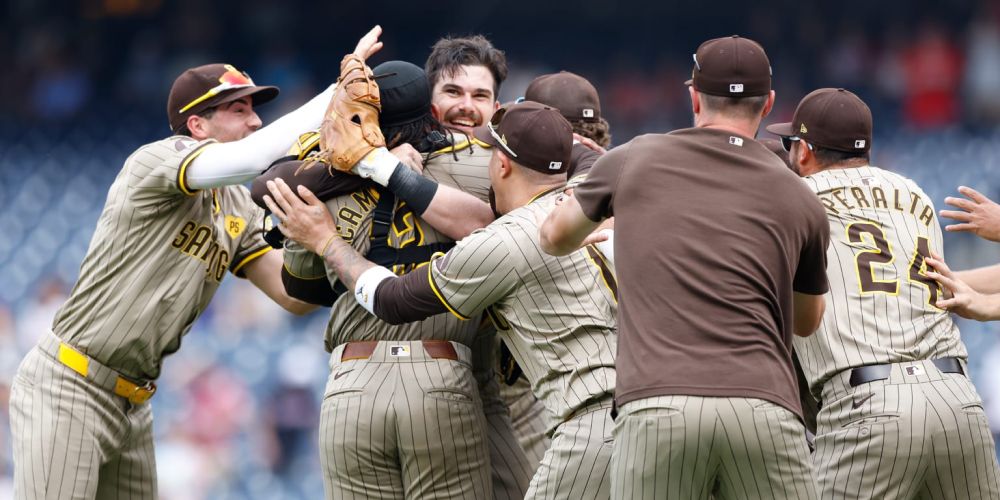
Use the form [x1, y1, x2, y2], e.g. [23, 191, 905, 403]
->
[430, 65, 499, 136]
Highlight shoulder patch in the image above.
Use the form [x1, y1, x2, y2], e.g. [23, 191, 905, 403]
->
[225, 215, 246, 238]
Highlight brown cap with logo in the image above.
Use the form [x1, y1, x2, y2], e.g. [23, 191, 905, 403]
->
[167, 63, 279, 133]
[766, 88, 872, 152]
[524, 71, 601, 122]
[685, 35, 771, 97]
[473, 100, 573, 174]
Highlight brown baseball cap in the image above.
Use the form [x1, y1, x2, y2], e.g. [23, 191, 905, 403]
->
[766, 88, 872, 152]
[473, 101, 573, 174]
[685, 35, 771, 97]
[524, 71, 601, 122]
[167, 63, 279, 133]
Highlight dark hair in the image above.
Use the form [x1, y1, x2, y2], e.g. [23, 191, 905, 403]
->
[812, 145, 870, 167]
[698, 93, 769, 121]
[382, 114, 450, 153]
[570, 118, 612, 148]
[425, 35, 508, 96]
[175, 106, 217, 137]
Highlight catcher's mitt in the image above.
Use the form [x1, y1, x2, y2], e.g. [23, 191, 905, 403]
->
[314, 54, 385, 172]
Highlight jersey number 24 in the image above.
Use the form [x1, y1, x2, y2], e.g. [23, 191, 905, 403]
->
[847, 222, 940, 307]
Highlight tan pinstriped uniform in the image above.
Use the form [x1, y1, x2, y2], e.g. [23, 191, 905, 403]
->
[797, 166, 1000, 499]
[284, 137, 532, 500]
[428, 188, 618, 500]
[10, 136, 271, 499]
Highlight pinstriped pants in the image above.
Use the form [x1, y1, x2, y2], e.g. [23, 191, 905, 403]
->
[525, 404, 614, 500]
[610, 395, 817, 500]
[815, 359, 1000, 500]
[319, 341, 492, 500]
[10, 346, 157, 500]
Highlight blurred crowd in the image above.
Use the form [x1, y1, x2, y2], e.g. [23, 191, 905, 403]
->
[4, 0, 1000, 498]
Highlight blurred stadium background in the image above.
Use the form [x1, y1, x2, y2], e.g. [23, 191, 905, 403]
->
[3, 0, 1000, 498]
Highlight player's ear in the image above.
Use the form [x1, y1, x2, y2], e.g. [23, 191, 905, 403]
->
[186, 114, 211, 140]
[497, 150, 514, 179]
[761, 90, 776, 119]
[689, 87, 700, 115]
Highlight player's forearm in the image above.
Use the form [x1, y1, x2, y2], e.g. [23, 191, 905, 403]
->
[539, 197, 601, 256]
[368, 157, 495, 239]
[419, 186, 494, 239]
[792, 292, 826, 336]
[955, 264, 1000, 294]
[321, 234, 377, 294]
[186, 84, 336, 189]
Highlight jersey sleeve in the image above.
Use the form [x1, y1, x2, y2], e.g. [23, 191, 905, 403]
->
[793, 200, 831, 295]
[428, 227, 519, 320]
[127, 137, 216, 200]
[228, 186, 273, 277]
[573, 141, 630, 221]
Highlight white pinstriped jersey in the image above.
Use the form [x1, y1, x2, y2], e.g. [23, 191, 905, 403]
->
[794, 166, 967, 396]
[429, 188, 618, 426]
[52, 136, 271, 380]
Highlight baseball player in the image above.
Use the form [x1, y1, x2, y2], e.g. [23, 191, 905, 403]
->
[7, 28, 384, 500]
[265, 101, 617, 500]
[767, 88, 1000, 499]
[424, 36, 556, 470]
[540, 36, 829, 500]
[252, 60, 532, 499]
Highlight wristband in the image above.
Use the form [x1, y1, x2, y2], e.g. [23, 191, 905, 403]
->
[386, 164, 439, 215]
[352, 147, 399, 186]
[354, 266, 397, 314]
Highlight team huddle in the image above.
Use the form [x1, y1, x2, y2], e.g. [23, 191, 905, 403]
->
[9, 25, 1000, 500]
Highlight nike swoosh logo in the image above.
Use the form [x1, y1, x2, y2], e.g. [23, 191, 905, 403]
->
[334, 369, 353, 380]
[852, 394, 875, 409]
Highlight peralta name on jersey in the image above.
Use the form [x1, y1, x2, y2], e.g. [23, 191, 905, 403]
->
[815, 185, 934, 227]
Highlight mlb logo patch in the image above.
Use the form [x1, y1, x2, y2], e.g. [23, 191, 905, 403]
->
[389, 345, 411, 357]
[729, 136, 744, 147]
[729, 83, 744, 93]
[549, 161, 563, 170]
[582, 109, 595, 118]
[855, 139, 866, 149]
[904, 365, 924, 376]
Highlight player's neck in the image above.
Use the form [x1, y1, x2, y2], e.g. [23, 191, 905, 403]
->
[697, 117, 760, 139]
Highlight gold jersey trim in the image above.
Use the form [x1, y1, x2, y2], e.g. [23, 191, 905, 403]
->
[231, 246, 272, 277]
[177, 140, 216, 196]
[427, 251, 470, 321]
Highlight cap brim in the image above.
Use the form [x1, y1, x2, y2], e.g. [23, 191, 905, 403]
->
[765, 122, 795, 137]
[472, 124, 498, 147]
[209, 85, 280, 110]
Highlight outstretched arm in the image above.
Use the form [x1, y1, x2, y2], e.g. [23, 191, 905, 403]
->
[940, 186, 1000, 242]
[539, 190, 604, 256]
[184, 26, 384, 189]
[926, 255, 1000, 321]
[242, 250, 318, 315]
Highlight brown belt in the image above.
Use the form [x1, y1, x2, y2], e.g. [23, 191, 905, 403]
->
[341, 340, 459, 361]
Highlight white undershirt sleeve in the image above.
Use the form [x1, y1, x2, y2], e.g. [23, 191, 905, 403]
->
[185, 83, 335, 189]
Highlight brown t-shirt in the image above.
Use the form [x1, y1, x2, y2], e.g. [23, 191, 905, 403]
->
[574, 127, 830, 416]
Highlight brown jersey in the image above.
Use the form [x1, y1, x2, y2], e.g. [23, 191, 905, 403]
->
[574, 128, 830, 416]
[794, 165, 968, 396]
[428, 188, 618, 425]
[53, 136, 271, 380]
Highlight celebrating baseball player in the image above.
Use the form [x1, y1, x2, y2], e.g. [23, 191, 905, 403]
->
[7, 26, 390, 500]
[540, 35, 829, 499]
[251, 54, 535, 498]
[264, 100, 618, 500]
[768, 88, 1000, 499]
